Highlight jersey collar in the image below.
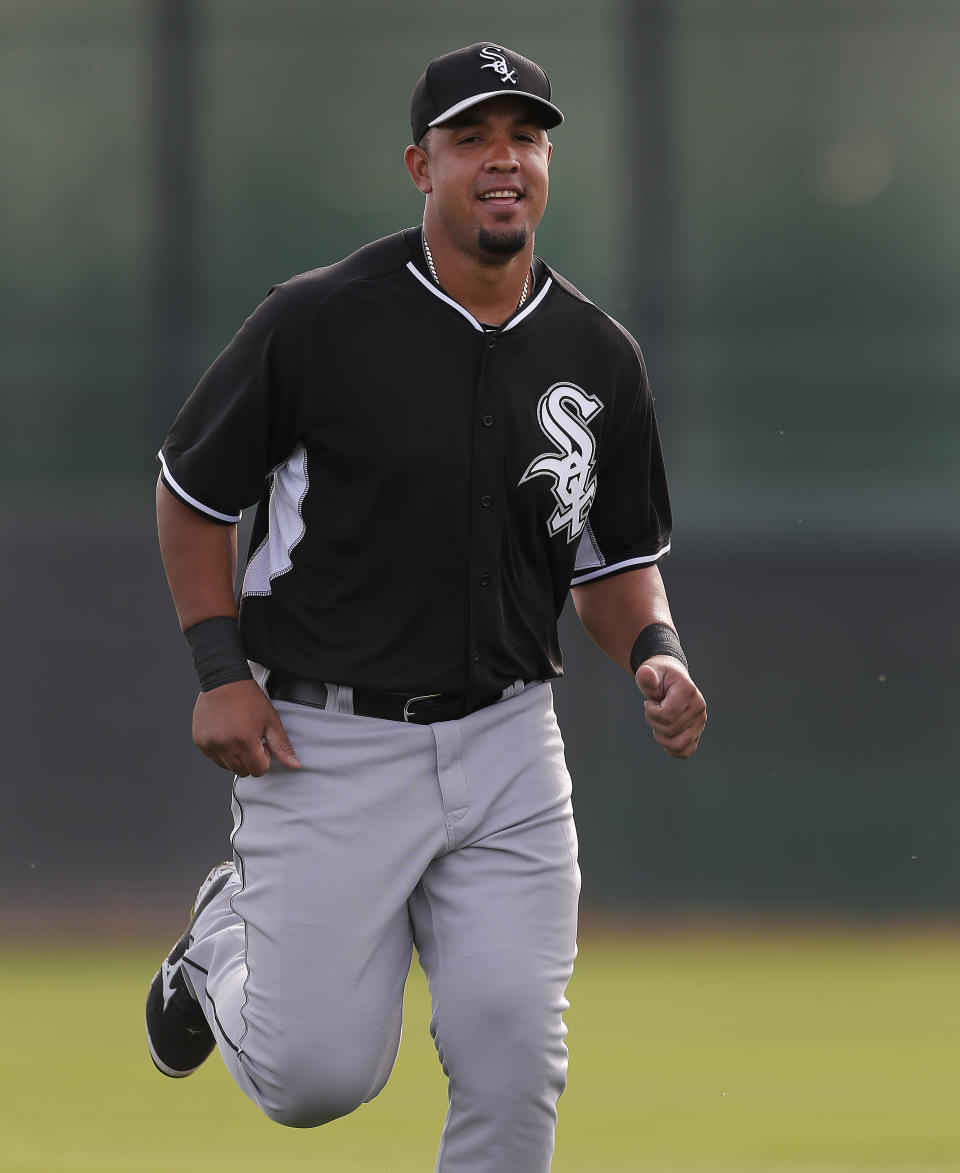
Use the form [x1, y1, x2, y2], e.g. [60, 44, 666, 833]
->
[403, 227, 553, 334]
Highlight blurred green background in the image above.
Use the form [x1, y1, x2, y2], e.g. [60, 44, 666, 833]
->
[2, 0, 956, 922]
[2, 2, 959, 1169]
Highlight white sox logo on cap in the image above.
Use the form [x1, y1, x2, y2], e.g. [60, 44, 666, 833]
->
[521, 383, 604, 543]
[479, 45, 518, 85]
[410, 42, 563, 145]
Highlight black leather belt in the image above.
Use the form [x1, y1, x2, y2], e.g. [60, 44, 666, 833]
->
[267, 673, 502, 725]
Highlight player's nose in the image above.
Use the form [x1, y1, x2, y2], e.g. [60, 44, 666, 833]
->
[483, 153, 520, 172]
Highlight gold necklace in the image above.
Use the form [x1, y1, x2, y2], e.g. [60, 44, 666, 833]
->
[422, 234, 530, 310]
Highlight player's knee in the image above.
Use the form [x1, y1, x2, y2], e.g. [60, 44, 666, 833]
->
[260, 1070, 371, 1129]
[263, 1089, 362, 1129]
[255, 1042, 396, 1128]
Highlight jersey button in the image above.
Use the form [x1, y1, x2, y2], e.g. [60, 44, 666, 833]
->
[480, 494, 492, 508]
[479, 573, 490, 587]
[481, 414, 494, 427]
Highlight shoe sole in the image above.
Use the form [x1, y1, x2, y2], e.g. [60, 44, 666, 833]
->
[146, 1025, 204, 1077]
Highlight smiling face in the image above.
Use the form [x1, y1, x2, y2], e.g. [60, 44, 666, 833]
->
[405, 96, 552, 263]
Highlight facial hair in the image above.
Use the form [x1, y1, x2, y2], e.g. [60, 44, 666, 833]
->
[477, 225, 528, 256]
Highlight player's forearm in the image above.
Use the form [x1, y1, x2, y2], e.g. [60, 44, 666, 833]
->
[571, 565, 676, 673]
[156, 477, 239, 631]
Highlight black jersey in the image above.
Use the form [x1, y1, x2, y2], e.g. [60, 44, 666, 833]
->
[159, 227, 672, 701]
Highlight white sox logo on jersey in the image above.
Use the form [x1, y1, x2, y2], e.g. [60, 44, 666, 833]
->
[521, 382, 604, 543]
[479, 46, 518, 85]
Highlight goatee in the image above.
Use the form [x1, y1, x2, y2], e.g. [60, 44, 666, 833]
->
[477, 226, 528, 256]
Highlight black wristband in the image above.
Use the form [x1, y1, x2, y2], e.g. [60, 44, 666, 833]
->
[629, 622, 688, 675]
[184, 616, 253, 692]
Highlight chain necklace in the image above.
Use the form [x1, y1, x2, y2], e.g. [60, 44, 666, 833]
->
[422, 234, 530, 311]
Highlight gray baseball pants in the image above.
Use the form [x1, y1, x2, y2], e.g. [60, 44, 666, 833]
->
[182, 680, 581, 1172]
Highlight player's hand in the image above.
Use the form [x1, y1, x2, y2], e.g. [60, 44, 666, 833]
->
[192, 679, 302, 777]
[635, 656, 706, 760]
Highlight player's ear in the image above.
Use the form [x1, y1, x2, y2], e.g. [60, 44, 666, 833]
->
[404, 143, 433, 194]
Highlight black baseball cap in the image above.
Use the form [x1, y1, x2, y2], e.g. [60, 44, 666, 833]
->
[410, 42, 564, 144]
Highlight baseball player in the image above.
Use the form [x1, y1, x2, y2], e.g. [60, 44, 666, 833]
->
[146, 42, 706, 1172]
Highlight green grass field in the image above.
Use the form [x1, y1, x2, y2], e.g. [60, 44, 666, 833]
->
[2, 926, 959, 1172]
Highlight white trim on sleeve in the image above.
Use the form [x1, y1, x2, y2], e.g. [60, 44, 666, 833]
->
[157, 451, 242, 524]
[569, 543, 672, 586]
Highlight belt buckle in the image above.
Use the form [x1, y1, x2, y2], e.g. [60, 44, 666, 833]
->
[402, 692, 443, 722]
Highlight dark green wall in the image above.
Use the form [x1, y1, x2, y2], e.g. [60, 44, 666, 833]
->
[2, 1, 957, 918]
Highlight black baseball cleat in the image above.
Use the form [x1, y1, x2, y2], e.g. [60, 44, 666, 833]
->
[145, 861, 235, 1077]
